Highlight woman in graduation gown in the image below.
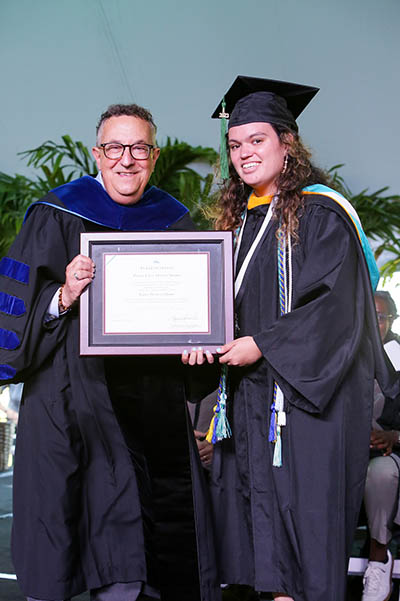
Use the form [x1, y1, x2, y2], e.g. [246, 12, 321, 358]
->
[198, 77, 399, 601]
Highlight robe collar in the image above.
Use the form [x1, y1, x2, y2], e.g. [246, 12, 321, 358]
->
[247, 192, 273, 210]
[25, 175, 188, 231]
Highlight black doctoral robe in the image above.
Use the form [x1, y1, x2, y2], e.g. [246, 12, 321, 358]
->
[210, 189, 399, 601]
[0, 176, 219, 601]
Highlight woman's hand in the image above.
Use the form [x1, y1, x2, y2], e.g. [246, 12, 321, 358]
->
[62, 254, 96, 309]
[181, 348, 214, 365]
[217, 336, 262, 367]
[370, 429, 398, 456]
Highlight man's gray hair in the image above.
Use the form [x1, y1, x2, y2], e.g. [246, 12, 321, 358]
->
[96, 103, 157, 144]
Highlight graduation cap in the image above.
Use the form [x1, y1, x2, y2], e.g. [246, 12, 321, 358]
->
[212, 75, 319, 131]
[212, 76, 319, 178]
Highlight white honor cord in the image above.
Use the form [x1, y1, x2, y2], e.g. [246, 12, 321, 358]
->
[234, 199, 276, 299]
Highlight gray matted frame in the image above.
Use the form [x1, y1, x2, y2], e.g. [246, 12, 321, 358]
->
[80, 231, 234, 355]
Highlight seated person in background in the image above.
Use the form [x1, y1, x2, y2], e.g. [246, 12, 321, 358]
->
[188, 391, 216, 468]
[8, 382, 22, 423]
[0, 383, 22, 424]
[362, 291, 400, 601]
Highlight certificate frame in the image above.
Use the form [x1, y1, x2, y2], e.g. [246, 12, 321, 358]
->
[80, 231, 234, 355]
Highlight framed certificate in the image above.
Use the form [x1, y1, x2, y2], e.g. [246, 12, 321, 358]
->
[80, 231, 234, 355]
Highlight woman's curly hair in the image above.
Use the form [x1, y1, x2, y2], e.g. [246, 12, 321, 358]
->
[214, 125, 332, 238]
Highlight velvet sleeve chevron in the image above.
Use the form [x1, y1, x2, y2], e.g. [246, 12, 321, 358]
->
[0, 204, 79, 383]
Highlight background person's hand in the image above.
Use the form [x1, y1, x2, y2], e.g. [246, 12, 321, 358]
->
[370, 429, 398, 456]
[194, 430, 213, 466]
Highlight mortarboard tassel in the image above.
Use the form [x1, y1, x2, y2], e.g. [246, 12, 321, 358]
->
[219, 99, 229, 180]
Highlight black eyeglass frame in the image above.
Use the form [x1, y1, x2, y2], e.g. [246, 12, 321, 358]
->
[99, 142, 156, 160]
[377, 312, 395, 322]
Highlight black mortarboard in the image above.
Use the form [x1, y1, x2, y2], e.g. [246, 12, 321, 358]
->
[212, 76, 319, 132]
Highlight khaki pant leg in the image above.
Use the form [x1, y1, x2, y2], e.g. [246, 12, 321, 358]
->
[364, 455, 399, 545]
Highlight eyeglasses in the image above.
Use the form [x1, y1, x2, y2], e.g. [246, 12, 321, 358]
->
[99, 142, 155, 160]
[377, 312, 394, 323]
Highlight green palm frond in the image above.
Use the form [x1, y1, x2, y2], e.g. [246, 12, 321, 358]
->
[329, 165, 400, 277]
[380, 256, 400, 280]
[149, 137, 218, 228]
[150, 137, 217, 201]
[0, 172, 35, 255]
[20, 135, 97, 180]
[177, 172, 218, 229]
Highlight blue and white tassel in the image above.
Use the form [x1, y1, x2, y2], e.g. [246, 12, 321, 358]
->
[269, 227, 292, 467]
[206, 364, 231, 443]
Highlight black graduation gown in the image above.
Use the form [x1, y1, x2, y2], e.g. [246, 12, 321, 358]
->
[0, 177, 220, 601]
[210, 192, 399, 601]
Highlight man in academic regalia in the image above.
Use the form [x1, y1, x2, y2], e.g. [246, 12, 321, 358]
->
[0, 104, 219, 601]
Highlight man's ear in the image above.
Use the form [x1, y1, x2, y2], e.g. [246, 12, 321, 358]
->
[92, 146, 102, 171]
[151, 146, 161, 170]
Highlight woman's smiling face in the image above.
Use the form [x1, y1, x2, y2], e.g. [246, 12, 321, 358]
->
[228, 121, 287, 196]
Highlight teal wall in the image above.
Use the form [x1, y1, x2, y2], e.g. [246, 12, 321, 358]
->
[1, 0, 399, 194]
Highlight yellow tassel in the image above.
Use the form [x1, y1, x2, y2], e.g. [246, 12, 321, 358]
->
[206, 407, 217, 443]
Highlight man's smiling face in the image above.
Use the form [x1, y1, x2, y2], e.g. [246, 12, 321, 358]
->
[92, 115, 160, 205]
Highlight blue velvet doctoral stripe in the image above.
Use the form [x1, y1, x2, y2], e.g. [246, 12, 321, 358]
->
[25, 176, 189, 231]
[0, 364, 16, 380]
[0, 257, 30, 284]
[0, 328, 20, 350]
[0, 292, 26, 316]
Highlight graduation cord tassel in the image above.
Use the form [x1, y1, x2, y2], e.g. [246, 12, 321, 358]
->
[270, 227, 292, 467]
[269, 386, 278, 443]
[273, 425, 282, 466]
[219, 98, 230, 180]
[206, 364, 232, 443]
[272, 386, 286, 467]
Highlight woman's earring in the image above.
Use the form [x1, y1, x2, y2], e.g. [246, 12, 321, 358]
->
[282, 155, 288, 175]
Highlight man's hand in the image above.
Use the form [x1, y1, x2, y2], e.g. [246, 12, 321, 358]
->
[62, 254, 95, 309]
[370, 429, 398, 456]
[217, 336, 262, 367]
[194, 430, 213, 467]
